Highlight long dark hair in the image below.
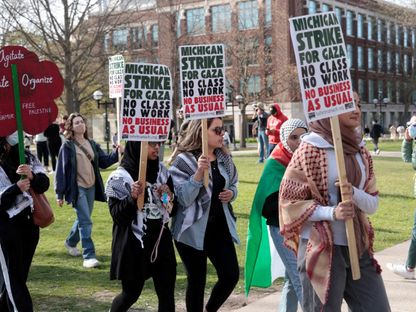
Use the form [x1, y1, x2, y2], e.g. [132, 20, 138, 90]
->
[64, 113, 89, 140]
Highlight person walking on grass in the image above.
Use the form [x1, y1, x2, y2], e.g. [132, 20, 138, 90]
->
[106, 141, 176, 312]
[55, 113, 121, 268]
[279, 92, 390, 311]
[169, 117, 239, 312]
[370, 120, 383, 155]
[388, 115, 416, 279]
[252, 103, 269, 163]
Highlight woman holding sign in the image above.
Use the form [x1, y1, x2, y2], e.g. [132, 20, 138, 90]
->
[55, 113, 120, 268]
[169, 117, 239, 312]
[0, 132, 49, 311]
[105, 141, 176, 312]
[279, 93, 390, 311]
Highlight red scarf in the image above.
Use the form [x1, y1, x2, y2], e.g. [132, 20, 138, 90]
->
[270, 142, 292, 167]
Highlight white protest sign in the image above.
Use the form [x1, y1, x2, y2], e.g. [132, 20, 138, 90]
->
[289, 12, 355, 123]
[179, 44, 226, 120]
[121, 63, 172, 141]
[109, 54, 125, 99]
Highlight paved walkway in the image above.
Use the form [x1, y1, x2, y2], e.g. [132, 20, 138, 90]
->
[236, 240, 415, 312]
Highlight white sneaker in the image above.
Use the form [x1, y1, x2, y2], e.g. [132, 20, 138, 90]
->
[387, 263, 415, 279]
[64, 242, 81, 257]
[83, 258, 100, 268]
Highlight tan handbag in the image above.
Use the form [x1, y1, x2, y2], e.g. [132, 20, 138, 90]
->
[29, 188, 55, 228]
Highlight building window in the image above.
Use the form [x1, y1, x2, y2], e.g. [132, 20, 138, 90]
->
[387, 81, 393, 102]
[131, 26, 146, 49]
[335, 7, 342, 25]
[395, 25, 400, 45]
[104, 33, 110, 52]
[387, 51, 392, 72]
[212, 4, 231, 33]
[247, 75, 261, 97]
[358, 79, 365, 102]
[346, 11, 353, 36]
[347, 44, 354, 68]
[238, 1, 259, 30]
[377, 50, 383, 72]
[412, 29, 415, 48]
[386, 22, 391, 44]
[368, 80, 374, 102]
[247, 37, 259, 65]
[357, 14, 364, 38]
[176, 11, 181, 37]
[113, 28, 128, 50]
[151, 25, 158, 47]
[404, 27, 408, 48]
[308, 0, 317, 14]
[396, 81, 401, 103]
[266, 75, 273, 96]
[396, 52, 401, 74]
[321, 4, 330, 12]
[264, 36, 272, 64]
[265, 0, 272, 26]
[358, 46, 364, 69]
[367, 16, 373, 40]
[404, 54, 409, 74]
[377, 19, 383, 42]
[368, 48, 374, 70]
[186, 7, 205, 35]
[378, 80, 383, 97]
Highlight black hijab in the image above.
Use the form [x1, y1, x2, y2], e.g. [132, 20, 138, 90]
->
[0, 138, 34, 183]
[120, 141, 159, 183]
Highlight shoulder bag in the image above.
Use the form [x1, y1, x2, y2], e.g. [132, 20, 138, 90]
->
[29, 188, 55, 228]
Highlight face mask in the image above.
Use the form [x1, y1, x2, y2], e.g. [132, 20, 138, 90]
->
[6, 132, 19, 146]
[409, 124, 416, 139]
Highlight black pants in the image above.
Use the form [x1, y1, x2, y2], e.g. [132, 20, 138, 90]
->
[175, 230, 239, 312]
[36, 141, 49, 167]
[0, 210, 39, 312]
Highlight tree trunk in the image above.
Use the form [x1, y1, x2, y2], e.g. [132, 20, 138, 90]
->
[240, 105, 247, 148]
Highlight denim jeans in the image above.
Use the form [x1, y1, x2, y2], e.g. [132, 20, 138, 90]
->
[268, 143, 277, 156]
[66, 186, 96, 259]
[269, 226, 302, 312]
[258, 130, 269, 162]
[406, 209, 416, 269]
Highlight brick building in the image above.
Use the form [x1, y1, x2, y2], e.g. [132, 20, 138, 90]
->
[98, 0, 416, 137]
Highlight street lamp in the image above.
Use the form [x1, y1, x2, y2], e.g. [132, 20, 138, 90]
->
[372, 91, 389, 129]
[235, 94, 244, 148]
[93, 90, 115, 153]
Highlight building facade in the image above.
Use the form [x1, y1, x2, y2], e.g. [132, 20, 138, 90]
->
[99, 0, 416, 137]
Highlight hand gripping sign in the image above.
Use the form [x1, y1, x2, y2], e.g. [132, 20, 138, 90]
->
[289, 12, 360, 282]
[121, 62, 172, 210]
[179, 44, 226, 186]
[0, 45, 63, 165]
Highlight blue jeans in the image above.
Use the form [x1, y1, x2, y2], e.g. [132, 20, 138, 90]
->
[268, 143, 277, 156]
[66, 186, 96, 259]
[258, 130, 269, 162]
[406, 209, 416, 269]
[269, 226, 302, 312]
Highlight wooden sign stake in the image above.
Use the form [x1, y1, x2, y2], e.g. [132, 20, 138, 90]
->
[136, 142, 148, 210]
[201, 119, 209, 187]
[330, 116, 360, 280]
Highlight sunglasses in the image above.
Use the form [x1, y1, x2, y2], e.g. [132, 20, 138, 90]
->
[212, 126, 225, 135]
[148, 142, 161, 147]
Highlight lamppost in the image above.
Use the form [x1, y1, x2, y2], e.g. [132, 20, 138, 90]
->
[235, 94, 244, 148]
[227, 101, 238, 150]
[372, 91, 389, 129]
[93, 90, 115, 153]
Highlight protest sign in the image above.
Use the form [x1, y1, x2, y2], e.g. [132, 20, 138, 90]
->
[290, 12, 355, 123]
[0, 46, 64, 136]
[290, 12, 360, 281]
[109, 54, 124, 99]
[179, 44, 226, 120]
[121, 63, 172, 142]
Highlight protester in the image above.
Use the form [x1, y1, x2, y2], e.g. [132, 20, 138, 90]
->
[246, 119, 307, 312]
[389, 124, 398, 140]
[0, 132, 49, 311]
[266, 103, 288, 155]
[34, 132, 49, 170]
[252, 103, 269, 163]
[223, 129, 231, 149]
[169, 118, 239, 312]
[279, 92, 390, 311]
[59, 115, 68, 134]
[363, 124, 370, 138]
[370, 120, 384, 155]
[387, 115, 416, 279]
[106, 141, 176, 312]
[44, 120, 62, 172]
[55, 113, 120, 268]
[397, 124, 405, 139]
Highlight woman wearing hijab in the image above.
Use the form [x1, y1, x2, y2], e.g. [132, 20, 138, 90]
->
[105, 141, 176, 312]
[168, 117, 239, 312]
[0, 132, 49, 311]
[279, 92, 390, 311]
[246, 119, 307, 312]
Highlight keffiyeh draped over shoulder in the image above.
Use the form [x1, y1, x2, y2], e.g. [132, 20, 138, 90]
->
[279, 141, 378, 305]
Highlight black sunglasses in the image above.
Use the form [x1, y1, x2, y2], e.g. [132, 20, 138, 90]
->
[148, 142, 161, 147]
[212, 126, 225, 135]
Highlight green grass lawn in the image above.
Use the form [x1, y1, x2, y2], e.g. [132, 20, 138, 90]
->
[28, 153, 415, 311]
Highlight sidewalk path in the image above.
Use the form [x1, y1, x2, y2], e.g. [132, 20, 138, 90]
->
[236, 240, 415, 311]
